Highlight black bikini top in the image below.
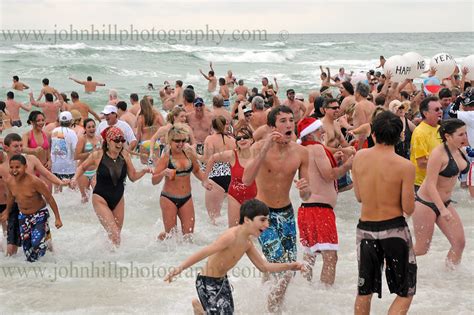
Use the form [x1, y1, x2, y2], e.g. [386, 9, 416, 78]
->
[167, 151, 193, 176]
[439, 143, 470, 177]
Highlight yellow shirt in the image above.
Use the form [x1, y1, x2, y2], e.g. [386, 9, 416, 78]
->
[410, 121, 442, 186]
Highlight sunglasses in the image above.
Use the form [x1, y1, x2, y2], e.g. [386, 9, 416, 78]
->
[235, 135, 251, 141]
[327, 106, 340, 110]
[112, 137, 126, 143]
[172, 138, 187, 143]
[194, 103, 203, 107]
[432, 107, 442, 112]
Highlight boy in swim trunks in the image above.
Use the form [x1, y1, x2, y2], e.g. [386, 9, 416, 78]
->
[1, 155, 62, 262]
[352, 111, 416, 315]
[296, 117, 354, 285]
[164, 199, 304, 315]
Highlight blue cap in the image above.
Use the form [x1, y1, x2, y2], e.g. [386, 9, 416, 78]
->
[194, 97, 204, 106]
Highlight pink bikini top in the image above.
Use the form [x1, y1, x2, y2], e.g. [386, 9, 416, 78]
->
[28, 130, 49, 150]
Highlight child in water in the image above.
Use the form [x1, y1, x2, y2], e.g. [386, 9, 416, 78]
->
[0, 155, 62, 262]
[164, 199, 305, 314]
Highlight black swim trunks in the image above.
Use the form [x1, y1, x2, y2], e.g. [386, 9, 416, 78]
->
[356, 216, 417, 298]
[7, 202, 21, 247]
[196, 274, 234, 314]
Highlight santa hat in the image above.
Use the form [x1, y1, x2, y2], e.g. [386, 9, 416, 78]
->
[296, 117, 322, 144]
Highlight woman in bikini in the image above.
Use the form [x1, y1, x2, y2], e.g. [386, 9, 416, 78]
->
[72, 126, 150, 247]
[22, 111, 52, 188]
[202, 126, 257, 227]
[412, 119, 469, 267]
[152, 123, 211, 241]
[136, 97, 162, 164]
[201, 116, 236, 224]
[75, 118, 102, 203]
[149, 106, 195, 163]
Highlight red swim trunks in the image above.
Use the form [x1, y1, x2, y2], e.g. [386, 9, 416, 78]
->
[297, 203, 338, 254]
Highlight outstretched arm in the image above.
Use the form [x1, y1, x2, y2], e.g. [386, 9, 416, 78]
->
[164, 232, 234, 282]
[246, 243, 302, 273]
[69, 77, 85, 85]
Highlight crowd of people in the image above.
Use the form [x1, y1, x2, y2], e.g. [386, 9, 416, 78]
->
[0, 61, 473, 314]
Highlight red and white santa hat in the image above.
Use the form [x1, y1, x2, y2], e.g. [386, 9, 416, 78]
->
[296, 117, 322, 144]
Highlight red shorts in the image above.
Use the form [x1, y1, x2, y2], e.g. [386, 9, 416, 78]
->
[297, 203, 338, 254]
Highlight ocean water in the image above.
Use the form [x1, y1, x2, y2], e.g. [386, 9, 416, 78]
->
[0, 33, 473, 314]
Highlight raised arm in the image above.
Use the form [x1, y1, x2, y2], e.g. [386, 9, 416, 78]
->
[199, 69, 211, 81]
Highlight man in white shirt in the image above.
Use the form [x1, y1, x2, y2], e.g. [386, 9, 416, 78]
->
[96, 105, 137, 150]
[51, 111, 79, 189]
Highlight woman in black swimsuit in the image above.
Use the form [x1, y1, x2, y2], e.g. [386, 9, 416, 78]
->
[412, 119, 469, 267]
[152, 124, 211, 241]
[73, 126, 150, 247]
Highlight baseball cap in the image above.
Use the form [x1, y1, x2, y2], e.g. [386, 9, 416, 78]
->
[59, 111, 73, 122]
[243, 107, 253, 114]
[102, 105, 118, 115]
[295, 93, 304, 101]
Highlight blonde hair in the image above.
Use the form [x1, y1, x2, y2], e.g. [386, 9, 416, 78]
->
[166, 123, 189, 144]
[166, 106, 186, 124]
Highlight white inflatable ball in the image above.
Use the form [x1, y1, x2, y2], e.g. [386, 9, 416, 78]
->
[403, 52, 425, 79]
[430, 53, 456, 79]
[384, 55, 410, 83]
[462, 55, 474, 81]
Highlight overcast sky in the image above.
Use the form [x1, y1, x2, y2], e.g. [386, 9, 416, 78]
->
[1, 0, 473, 33]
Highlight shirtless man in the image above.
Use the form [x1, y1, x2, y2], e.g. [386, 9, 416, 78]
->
[242, 105, 311, 312]
[159, 84, 175, 111]
[283, 89, 307, 124]
[36, 78, 58, 101]
[29, 92, 64, 124]
[218, 78, 231, 108]
[68, 91, 101, 121]
[1, 155, 62, 262]
[339, 81, 356, 115]
[0, 133, 66, 256]
[117, 101, 137, 130]
[173, 80, 184, 106]
[322, 98, 355, 155]
[186, 97, 214, 155]
[12, 76, 29, 91]
[296, 117, 354, 285]
[320, 66, 332, 88]
[125, 93, 139, 116]
[212, 95, 232, 127]
[183, 88, 195, 113]
[352, 111, 416, 315]
[234, 79, 249, 98]
[69, 76, 105, 93]
[199, 62, 217, 93]
[304, 90, 321, 117]
[5, 91, 31, 127]
[108, 89, 119, 105]
[225, 70, 236, 90]
[352, 83, 376, 150]
[249, 96, 267, 129]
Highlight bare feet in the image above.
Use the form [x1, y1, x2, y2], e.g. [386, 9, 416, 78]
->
[157, 231, 168, 241]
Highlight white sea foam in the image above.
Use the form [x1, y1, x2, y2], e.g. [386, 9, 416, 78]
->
[261, 41, 286, 47]
[195, 50, 298, 63]
[308, 41, 355, 47]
